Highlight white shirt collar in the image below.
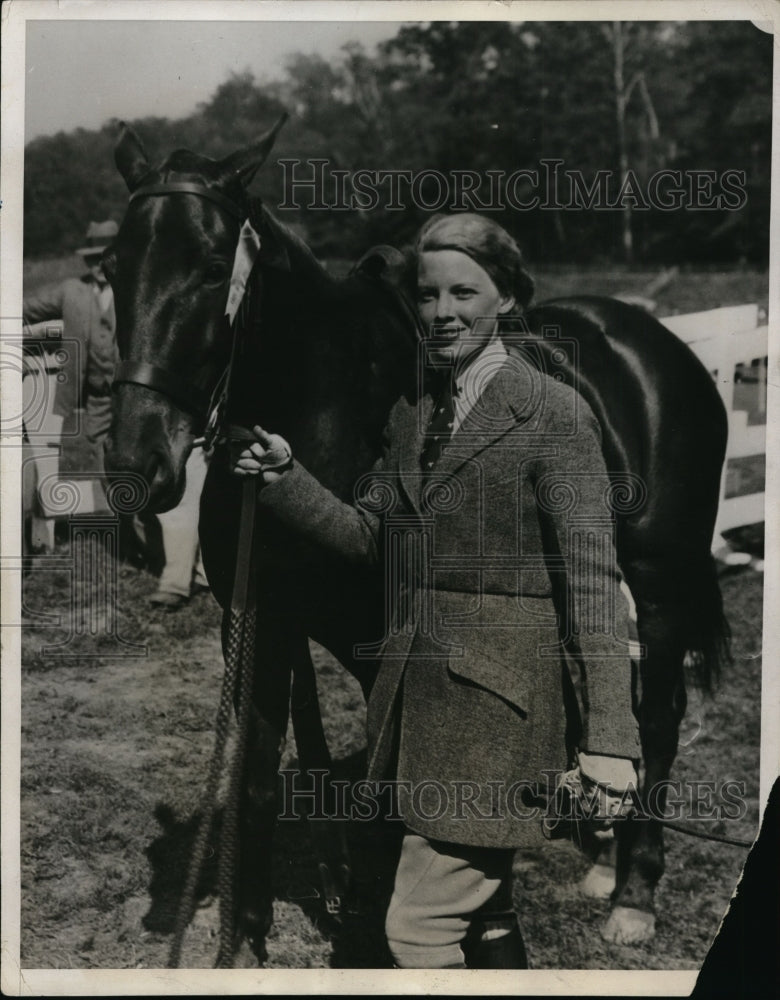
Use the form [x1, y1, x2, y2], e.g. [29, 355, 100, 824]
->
[452, 335, 508, 430]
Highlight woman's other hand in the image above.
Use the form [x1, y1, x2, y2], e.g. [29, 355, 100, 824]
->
[233, 425, 293, 484]
[578, 751, 639, 827]
[578, 751, 638, 792]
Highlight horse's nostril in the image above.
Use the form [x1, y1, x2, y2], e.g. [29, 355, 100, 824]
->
[145, 452, 160, 485]
[146, 450, 169, 491]
[145, 450, 184, 513]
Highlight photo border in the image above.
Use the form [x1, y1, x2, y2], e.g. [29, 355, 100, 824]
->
[2, 1, 778, 995]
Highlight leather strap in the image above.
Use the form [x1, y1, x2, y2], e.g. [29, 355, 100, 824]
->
[225, 425, 257, 442]
[112, 360, 211, 417]
[231, 477, 257, 613]
[130, 182, 244, 221]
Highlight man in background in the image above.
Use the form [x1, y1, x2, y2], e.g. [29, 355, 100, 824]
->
[23, 220, 119, 549]
[23, 219, 210, 608]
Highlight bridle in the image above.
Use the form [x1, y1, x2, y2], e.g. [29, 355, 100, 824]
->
[111, 181, 258, 439]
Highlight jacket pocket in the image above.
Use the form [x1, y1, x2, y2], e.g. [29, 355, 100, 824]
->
[445, 608, 561, 714]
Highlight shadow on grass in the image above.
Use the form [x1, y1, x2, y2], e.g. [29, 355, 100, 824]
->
[142, 750, 402, 968]
[142, 803, 221, 936]
[272, 749, 402, 969]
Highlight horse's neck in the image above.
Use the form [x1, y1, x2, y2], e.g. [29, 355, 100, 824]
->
[229, 222, 415, 491]
[256, 205, 416, 399]
[256, 205, 336, 297]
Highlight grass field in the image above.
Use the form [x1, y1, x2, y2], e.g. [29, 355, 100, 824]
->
[16, 257, 768, 973]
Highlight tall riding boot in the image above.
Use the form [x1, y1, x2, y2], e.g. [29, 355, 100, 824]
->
[462, 910, 529, 969]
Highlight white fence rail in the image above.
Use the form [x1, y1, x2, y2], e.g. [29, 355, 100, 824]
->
[661, 305, 767, 543]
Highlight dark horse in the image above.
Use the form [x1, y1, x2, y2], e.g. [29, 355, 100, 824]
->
[104, 119, 729, 962]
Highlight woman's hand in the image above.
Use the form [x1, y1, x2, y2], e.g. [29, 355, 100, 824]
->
[232, 425, 293, 485]
[578, 751, 639, 827]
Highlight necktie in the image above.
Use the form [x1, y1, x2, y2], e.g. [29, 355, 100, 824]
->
[420, 381, 457, 475]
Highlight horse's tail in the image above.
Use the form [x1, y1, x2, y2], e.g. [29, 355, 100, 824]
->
[680, 552, 732, 692]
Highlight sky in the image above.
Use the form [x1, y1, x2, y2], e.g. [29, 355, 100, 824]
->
[25, 19, 403, 141]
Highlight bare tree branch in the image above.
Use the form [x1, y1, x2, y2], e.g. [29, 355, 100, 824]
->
[636, 73, 660, 140]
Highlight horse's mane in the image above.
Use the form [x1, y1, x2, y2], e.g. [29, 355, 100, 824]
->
[252, 200, 421, 350]
[253, 200, 338, 296]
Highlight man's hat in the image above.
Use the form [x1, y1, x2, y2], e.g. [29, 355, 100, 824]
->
[76, 220, 118, 257]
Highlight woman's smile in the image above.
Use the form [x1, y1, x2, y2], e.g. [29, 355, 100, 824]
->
[417, 249, 515, 368]
[430, 323, 468, 340]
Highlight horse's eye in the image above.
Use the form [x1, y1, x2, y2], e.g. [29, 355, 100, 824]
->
[204, 261, 230, 286]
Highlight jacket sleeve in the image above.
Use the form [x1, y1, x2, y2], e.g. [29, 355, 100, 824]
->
[255, 428, 391, 568]
[533, 403, 641, 761]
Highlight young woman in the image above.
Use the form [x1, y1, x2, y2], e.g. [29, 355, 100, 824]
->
[234, 213, 641, 969]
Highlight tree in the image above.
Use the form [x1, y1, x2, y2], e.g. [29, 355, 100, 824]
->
[601, 21, 661, 262]
[23, 21, 773, 265]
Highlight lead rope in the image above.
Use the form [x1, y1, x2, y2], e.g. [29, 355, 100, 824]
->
[167, 219, 262, 968]
[215, 468, 258, 967]
[166, 470, 258, 968]
[166, 579, 243, 968]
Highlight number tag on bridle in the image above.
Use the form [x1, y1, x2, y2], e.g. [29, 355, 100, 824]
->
[225, 219, 261, 325]
[197, 219, 262, 451]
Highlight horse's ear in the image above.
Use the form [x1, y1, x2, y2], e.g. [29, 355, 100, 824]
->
[115, 122, 150, 192]
[216, 113, 289, 188]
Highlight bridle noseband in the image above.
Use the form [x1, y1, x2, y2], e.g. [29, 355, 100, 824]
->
[112, 181, 255, 433]
[112, 359, 215, 420]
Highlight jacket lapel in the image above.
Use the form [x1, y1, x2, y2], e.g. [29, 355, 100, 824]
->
[391, 356, 535, 507]
[433, 359, 531, 481]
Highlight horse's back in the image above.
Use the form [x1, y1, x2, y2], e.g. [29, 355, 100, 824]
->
[524, 296, 727, 551]
[523, 295, 729, 674]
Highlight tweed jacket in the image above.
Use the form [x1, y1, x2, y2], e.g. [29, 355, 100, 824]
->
[259, 348, 642, 846]
[23, 275, 117, 427]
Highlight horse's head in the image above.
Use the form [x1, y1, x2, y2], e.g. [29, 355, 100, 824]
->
[104, 116, 286, 511]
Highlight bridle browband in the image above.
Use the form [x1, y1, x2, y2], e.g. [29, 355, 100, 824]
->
[128, 181, 245, 221]
[113, 180, 252, 427]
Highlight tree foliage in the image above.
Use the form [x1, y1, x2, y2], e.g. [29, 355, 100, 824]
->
[24, 21, 772, 264]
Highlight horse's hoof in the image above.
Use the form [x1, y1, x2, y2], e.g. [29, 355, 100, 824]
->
[237, 904, 273, 966]
[580, 863, 616, 899]
[317, 860, 351, 923]
[233, 937, 266, 969]
[601, 905, 656, 945]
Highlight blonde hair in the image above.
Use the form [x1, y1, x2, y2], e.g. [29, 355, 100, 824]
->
[414, 213, 535, 310]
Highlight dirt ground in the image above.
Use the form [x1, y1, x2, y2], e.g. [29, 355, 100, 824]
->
[17, 549, 763, 973]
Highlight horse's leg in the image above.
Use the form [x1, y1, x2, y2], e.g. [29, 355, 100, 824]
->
[288, 636, 352, 918]
[580, 833, 618, 900]
[602, 607, 686, 945]
[221, 604, 293, 965]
